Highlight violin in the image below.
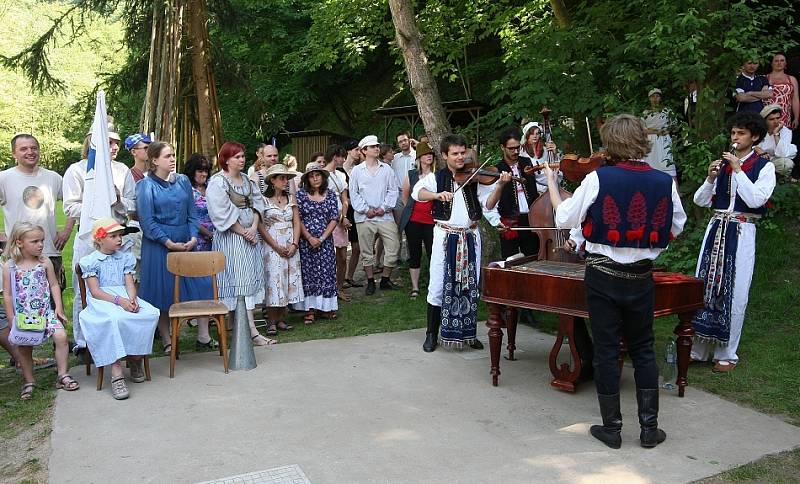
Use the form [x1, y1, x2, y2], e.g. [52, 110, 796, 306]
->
[558, 151, 608, 183]
[452, 159, 525, 186]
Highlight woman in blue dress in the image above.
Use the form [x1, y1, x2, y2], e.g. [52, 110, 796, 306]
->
[136, 141, 212, 356]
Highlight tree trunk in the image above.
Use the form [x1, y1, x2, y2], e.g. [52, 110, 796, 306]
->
[187, 0, 222, 160]
[549, 0, 571, 27]
[388, 0, 451, 156]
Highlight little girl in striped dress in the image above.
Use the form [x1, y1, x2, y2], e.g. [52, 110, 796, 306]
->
[78, 218, 159, 400]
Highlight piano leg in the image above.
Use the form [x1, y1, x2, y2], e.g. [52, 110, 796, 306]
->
[549, 315, 582, 392]
[674, 311, 695, 397]
[505, 307, 518, 361]
[486, 302, 505, 386]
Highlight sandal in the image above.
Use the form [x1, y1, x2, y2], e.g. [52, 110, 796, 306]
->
[110, 376, 129, 400]
[195, 338, 219, 350]
[56, 374, 80, 391]
[276, 320, 294, 331]
[344, 278, 364, 288]
[319, 311, 338, 320]
[251, 334, 278, 346]
[338, 292, 351, 302]
[20, 382, 35, 401]
[304, 312, 315, 325]
[713, 361, 737, 373]
[409, 289, 419, 300]
[266, 322, 278, 336]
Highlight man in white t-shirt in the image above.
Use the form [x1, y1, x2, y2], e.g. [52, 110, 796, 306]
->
[0, 134, 72, 289]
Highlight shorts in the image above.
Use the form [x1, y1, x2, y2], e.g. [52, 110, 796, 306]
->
[346, 206, 359, 243]
[48, 256, 66, 294]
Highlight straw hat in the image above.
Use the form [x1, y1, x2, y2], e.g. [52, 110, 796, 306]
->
[263, 163, 299, 180]
[91, 217, 139, 240]
[301, 161, 329, 184]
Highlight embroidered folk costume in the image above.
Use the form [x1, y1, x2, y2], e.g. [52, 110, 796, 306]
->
[412, 166, 500, 349]
[691, 151, 775, 366]
[548, 113, 686, 450]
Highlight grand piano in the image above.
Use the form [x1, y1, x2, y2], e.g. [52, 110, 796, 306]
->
[481, 257, 704, 397]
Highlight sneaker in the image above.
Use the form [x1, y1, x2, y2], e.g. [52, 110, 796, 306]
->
[365, 279, 376, 295]
[111, 376, 129, 400]
[379, 278, 399, 290]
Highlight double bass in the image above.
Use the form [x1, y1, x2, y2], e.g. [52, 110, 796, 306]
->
[527, 107, 601, 263]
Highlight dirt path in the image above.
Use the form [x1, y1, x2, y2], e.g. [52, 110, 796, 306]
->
[0, 406, 52, 483]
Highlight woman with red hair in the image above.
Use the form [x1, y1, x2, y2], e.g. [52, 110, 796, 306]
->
[206, 141, 274, 346]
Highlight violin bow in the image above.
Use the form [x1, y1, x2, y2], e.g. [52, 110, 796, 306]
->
[452, 158, 492, 194]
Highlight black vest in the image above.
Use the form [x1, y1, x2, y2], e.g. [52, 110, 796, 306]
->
[431, 169, 483, 222]
[496, 158, 538, 217]
[712, 154, 770, 215]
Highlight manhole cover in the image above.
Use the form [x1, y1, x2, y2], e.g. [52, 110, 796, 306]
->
[197, 464, 311, 484]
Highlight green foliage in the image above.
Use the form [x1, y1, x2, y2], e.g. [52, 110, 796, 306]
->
[0, 0, 125, 172]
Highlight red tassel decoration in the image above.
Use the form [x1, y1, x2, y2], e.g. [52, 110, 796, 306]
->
[607, 229, 620, 244]
[649, 230, 659, 244]
[582, 218, 593, 238]
[625, 225, 645, 242]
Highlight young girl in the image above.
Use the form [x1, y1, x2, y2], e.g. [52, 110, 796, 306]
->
[2, 222, 77, 400]
[78, 218, 160, 400]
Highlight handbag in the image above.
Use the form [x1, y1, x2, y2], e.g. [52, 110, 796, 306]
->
[7, 264, 47, 345]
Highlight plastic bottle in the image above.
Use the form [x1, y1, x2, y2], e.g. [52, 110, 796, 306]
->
[662, 339, 677, 390]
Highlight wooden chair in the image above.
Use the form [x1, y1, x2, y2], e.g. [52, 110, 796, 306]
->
[75, 265, 152, 390]
[166, 251, 230, 378]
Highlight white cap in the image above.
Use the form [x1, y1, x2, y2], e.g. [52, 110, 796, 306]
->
[358, 135, 379, 149]
[522, 121, 540, 139]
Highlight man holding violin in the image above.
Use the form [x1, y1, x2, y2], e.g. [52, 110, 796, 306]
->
[411, 134, 502, 353]
[495, 127, 559, 259]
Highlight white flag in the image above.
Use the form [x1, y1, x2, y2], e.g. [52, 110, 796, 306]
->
[78, 90, 116, 241]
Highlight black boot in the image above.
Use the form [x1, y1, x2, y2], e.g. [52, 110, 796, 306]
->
[423, 304, 440, 353]
[590, 393, 622, 449]
[637, 388, 667, 448]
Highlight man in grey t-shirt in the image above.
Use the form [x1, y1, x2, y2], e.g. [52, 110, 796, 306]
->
[0, 134, 73, 289]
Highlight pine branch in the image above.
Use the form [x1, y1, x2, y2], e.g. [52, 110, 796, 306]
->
[0, 0, 122, 93]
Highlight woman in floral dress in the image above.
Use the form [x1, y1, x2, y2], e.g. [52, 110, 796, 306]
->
[296, 162, 339, 323]
[183, 154, 215, 251]
[261, 163, 304, 334]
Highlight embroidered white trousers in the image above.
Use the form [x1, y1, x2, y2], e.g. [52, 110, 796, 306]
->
[426, 225, 482, 307]
[691, 221, 756, 363]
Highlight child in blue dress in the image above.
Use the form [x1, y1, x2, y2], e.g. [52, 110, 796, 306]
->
[2, 222, 77, 400]
[78, 218, 159, 400]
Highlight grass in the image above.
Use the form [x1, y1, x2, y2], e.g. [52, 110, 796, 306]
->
[0, 206, 798, 481]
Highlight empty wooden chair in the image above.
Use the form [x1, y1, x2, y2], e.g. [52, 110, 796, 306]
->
[166, 251, 230, 378]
